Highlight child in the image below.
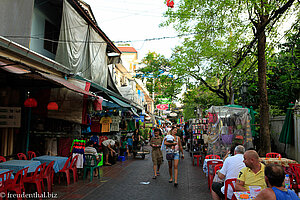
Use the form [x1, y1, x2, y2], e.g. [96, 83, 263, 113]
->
[165, 134, 175, 152]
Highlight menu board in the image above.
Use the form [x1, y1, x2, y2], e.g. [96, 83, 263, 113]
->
[0, 107, 21, 128]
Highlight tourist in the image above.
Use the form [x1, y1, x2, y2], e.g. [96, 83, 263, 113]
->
[85, 140, 100, 176]
[254, 164, 298, 200]
[150, 128, 163, 179]
[212, 145, 246, 200]
[235, 150, 267, 191]
[165, 126, 184, 186]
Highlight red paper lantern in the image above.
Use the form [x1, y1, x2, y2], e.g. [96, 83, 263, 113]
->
[47, 102, 59, 110]
[24, 98, 37, 108]
[166, 0, 174, 8]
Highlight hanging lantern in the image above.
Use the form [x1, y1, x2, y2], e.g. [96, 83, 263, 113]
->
[47, 102, 58, 110]
[166, 0, 174, 8]
[24, 98, 37, 108]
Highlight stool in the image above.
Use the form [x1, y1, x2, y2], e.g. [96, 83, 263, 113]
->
[193, 155, 202, 166]
[118, 156, 126, 161]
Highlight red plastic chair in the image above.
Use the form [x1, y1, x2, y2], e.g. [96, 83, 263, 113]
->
[69, 155, 79, 183]
[0, 156, 6, 163]
[0, 170, 13, 200]
[288, 163, 300, 190]
[17, 153, 27, 160]
[205, 155, 221, 159]
[207, 160, 223, 191]
[266, 152, 281, 158]
[224, 178, 237, 200]
[193, 155, 202, 166]
[27, 151, 36, 160]
[42, 161, 55, 193]
[214, 164, 223, 175]
[58, 156, 71, 186]
[23, 163, 45, 200]
[6, 167, 29, 200]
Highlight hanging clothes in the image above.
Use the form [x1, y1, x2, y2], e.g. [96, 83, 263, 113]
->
[100, 116, 112, 133]
[90, 116, 101, 133]
[70, 139, 86, 168]
[110, 115, 121, 132]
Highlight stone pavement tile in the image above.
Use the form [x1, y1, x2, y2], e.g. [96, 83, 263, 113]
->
[53, 150, 212, 200]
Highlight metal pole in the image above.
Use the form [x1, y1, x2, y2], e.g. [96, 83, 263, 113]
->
[152, 77, 155, 101]
[25, 107, 31, 154]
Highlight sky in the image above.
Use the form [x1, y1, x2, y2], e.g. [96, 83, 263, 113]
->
[84, 0, 181, 61]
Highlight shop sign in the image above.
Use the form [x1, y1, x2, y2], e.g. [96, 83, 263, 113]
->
[0, 107, 21, 128]
[156, 104, 169, 110]
[169, 112, 177, 117]
[145, 123, 153, 128]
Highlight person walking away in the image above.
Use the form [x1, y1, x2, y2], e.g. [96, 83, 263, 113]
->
[212, 145, 246, 200]
[235, 150, 267, 191]
[127, 136, 133, 156]
[254, 164, 299, 200]
[150, 128, 163, 179]
[164, 126, 184, 186]
[102, 139, 116, 166]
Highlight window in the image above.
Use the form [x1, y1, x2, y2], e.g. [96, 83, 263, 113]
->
[44, 20, 59, 54]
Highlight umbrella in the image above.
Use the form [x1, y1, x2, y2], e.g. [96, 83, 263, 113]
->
[250, 106, 258, 137]
[279, 103, 294, 152]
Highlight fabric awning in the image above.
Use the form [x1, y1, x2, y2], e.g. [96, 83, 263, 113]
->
[131, 108, 139, 117]
[109, 95, 132, 108]
[38, 72, 95, 97]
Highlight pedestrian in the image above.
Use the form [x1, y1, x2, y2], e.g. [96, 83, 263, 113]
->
[164, 126, 184, 186]
[127, 136, 133, 156]
[254, 164, 299, 200]
[85, 140, 100, 176]
[150, 128, 163, 179]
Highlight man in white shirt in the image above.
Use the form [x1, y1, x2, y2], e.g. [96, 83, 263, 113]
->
[212, 145, 246, 200]
[102, 139, 116, 166]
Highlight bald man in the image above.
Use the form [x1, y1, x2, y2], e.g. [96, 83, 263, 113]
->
[235, 150, 267, 191]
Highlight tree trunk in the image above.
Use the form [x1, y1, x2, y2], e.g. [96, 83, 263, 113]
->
[257, 17, 271, 155]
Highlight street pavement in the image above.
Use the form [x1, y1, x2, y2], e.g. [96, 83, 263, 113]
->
[54, 149, 212, 200]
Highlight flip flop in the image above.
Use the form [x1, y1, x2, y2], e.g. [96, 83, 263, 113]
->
[105, 163, 112, 166]
[169, 180, 173, 183]
[152, 176, 157, 179]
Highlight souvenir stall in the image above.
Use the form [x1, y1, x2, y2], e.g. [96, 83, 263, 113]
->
[206, 106, 253, 157]
[188, 118, 208, 157]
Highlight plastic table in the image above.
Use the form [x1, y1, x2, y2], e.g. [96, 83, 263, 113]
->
[233, 191, 255, 200]
[0, 160, 41, 173]
[0, 169, 14, 181]
[33, 155, 68, 173]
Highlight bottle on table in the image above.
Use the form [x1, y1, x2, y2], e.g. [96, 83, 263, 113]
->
[284, 174, 290, 189]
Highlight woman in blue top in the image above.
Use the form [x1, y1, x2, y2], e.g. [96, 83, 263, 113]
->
[254, 163, 298, 200]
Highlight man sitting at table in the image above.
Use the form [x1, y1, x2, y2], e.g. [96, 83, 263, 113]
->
[254, 163, 298, 200]
[235, 150, 267, 192]
[212, 145, 246, 200]
[255, 164, 299, 200]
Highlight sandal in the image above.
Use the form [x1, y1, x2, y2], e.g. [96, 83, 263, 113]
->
[157, 172, 160, 176]
[105, 163, 112, 166]
[152, 176, 157, 179]
[169, 179, 173, 183]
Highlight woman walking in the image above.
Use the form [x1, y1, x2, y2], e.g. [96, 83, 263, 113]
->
[164, 126, 184, 186]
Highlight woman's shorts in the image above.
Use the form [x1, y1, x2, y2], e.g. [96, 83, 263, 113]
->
[173, 153, 180, 160]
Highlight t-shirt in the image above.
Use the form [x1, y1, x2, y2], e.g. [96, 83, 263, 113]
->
[127, 138, 133, 146]
[272, 187, 299, 200]
[102, 139, 115, 147]
[219, 154, 246, 199]
[110, 116, 121, 132]
[237, 163, 267, 191]
[100, 116, 112, 133]
[90, 116, 101, 133]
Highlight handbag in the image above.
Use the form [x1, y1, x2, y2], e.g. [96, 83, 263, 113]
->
[166, 153, 174, 160]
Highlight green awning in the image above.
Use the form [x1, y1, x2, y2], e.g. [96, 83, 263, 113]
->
[109, 96, 132, 108]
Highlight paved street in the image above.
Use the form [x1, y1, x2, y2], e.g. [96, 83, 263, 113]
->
[55, 149, 212, 200]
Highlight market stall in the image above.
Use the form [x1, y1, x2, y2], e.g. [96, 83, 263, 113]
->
[206, 106, 254, 157]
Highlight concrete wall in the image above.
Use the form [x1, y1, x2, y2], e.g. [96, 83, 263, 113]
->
[270, 115, 297, 161]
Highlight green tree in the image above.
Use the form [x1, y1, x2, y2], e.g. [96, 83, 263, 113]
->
[163, 0, 298, 154]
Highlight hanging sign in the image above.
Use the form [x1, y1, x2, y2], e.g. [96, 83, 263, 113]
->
[156, 104, 169, 110]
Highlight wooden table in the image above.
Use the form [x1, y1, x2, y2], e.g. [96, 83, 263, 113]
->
[260, 157, 298, 167]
